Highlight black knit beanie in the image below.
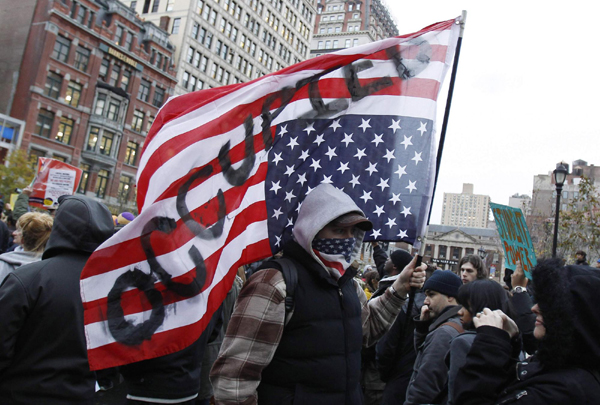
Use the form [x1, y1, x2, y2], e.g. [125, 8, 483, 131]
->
[423, 270, 462, 297]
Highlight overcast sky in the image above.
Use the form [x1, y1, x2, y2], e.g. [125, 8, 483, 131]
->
[385, 1, 600, 224]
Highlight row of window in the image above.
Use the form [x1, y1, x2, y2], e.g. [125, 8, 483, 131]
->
[318, 2, 361, 13]
[35, 97, 149, 154]
[45, 72, 84, 109]
[35, 110, 74, 145]
[321, 13, 361, 22]
[51, 35, 168, 109]
[243, 12, 261, 35]
[139, 78, 165, 107]
[128, 106, 154, 134]
[319, 25, 361, 34]
[552, 190, 580, 199]
[115, 24, 135, 51]
[52, 36, 91, 74]
[186, 46, 210, 72]
[98, 58, 134, 92]
[317, 38, 359, 50]
[70, 1, 96, 28]
[116, 17, 171, 73]
[182, 71, 205, 91]
[210, 62, 233, 85]
[190, 22, 271, 82]
[84, 125, 140, 166]
[198, 0, 309, 59]
[141, 0, 168, 14]
[217, 0, 243, 21]
[78, 163, 135, 201]
[279, 0, 312, 22]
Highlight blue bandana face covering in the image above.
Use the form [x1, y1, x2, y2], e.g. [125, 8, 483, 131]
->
[312, 237, 356, 262]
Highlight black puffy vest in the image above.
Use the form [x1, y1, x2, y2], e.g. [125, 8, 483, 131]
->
[257, 242, 363, 405]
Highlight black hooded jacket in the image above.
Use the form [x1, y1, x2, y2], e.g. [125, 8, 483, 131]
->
[0, 196, 114, 404]
[454, 262, 600, 404]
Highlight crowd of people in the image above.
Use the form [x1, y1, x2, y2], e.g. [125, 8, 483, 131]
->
[1, 184, 599, 405]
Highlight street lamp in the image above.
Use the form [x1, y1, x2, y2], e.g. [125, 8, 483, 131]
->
[552, 164, 568, 258]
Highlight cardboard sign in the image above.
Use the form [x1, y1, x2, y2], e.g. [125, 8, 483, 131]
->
[491, 202, 537, 279]
[29, 158, 83, 209]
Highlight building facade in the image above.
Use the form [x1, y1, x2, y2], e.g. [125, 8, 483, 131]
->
[421, 224, 504, 281]
[528, 160, 600, 256]
[508, 193, 531, 216]
[127, 0, 316, 96]
[310, 0, 397, 57]
[3, 0, 177, 213]
[441, 183, 491, 228]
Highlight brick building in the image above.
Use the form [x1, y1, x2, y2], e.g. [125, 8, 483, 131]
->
[2, 0, 177, 213]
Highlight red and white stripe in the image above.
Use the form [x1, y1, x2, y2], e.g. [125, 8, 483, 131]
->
[80, 18, 460, 370]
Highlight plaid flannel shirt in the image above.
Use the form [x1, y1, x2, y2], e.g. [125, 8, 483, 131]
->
[209, 268, 406, 404]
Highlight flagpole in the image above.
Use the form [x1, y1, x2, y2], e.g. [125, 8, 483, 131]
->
[406, 11, 467, 323]
[427, 10, 467, 227]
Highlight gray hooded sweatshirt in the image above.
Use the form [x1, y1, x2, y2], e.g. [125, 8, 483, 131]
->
[292, 183, 367, 273]
[0, 250, 41, 285]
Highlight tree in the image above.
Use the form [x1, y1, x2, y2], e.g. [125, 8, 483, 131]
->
[527, 214, 553, 259]
[0, 149, 37, 202]
[558, 176, 600, 262]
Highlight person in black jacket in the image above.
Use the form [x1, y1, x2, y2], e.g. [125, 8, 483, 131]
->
[362, 248, 414, 404]
[0, 203, 9, 254]
[375, 264, 435, 404]
[0, 195, 115, 404]
[507, 260, 538, 354]
[453, 259, 600, 404]
[371, 248, 413, 299]
[575, 250, 588, 265]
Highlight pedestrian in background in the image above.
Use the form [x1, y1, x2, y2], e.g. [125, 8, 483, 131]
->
[454, 260, 600, 404]
[0, 212, 53, 284]
[458, 254, 487, 284]
[0, 195, 115, 403]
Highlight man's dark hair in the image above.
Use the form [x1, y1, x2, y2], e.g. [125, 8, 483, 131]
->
[576, 250, 586, 258]
[458, 254, 488, 279]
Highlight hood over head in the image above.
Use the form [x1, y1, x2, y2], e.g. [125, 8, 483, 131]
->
[532, 260, 600, 369]
[42, 195, 115, 259]
[293, 184, 371, 268]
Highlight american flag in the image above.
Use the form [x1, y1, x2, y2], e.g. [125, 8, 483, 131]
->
[80, 17, 460, 370]
[266, 114, 434, 249]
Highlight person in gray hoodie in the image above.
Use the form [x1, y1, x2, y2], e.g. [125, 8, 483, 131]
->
[0, 212, 53, 284]
[211, 184, 427, 405]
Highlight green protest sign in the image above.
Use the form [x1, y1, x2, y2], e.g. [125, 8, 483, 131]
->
[490, 202, 537, 279]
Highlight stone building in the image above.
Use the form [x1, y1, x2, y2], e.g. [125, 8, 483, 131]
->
[310, 0, 397, 57]
[441, 183, 491, 228]
[508, 193, 532, 216]
[127, 0, 316, 95]
[528, 160, 600, 256]
[419, 224, 504, 280]
[0, 0, 177, 213]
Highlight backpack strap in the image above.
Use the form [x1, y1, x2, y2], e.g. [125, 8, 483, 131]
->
[274, 258, 298, 314]
[256, 257, 298, 324]
[441, 321, 465, 334]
